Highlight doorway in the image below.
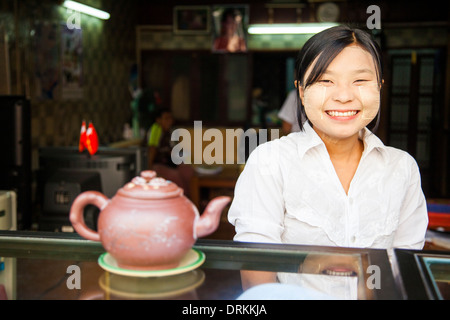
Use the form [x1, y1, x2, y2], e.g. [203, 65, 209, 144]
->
[386, 48, 447, 197]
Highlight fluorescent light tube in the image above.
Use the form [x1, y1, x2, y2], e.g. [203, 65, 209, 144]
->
[63, 1, 110, 20]
[248, 23, 339, 35]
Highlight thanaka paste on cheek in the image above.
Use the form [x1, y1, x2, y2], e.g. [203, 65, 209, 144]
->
[303, 84, 327, 122]
[357, 82, 380, 121]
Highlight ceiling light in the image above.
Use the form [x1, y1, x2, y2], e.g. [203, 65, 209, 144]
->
[248, 23, 339, 35]
[63, 1, 110, 20]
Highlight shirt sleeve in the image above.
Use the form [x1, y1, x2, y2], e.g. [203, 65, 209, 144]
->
[277, 90, 298, 125]
[147, 123, 162, 147]
[392, 158, 428, 249]
[228, 142, 286, 244]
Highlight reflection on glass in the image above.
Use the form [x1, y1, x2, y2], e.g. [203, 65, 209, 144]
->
[98, 269, 205, 300]
[277, 252, 369, 300]
[421, 256, 450, 300]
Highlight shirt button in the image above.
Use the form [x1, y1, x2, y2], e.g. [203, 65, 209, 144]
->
[351, 235, 357, 243]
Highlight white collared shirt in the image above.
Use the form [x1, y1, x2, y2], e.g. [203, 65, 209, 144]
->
[228, 122, 428, 250]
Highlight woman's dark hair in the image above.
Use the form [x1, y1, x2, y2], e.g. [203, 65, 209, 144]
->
[295, 25, 383, 132]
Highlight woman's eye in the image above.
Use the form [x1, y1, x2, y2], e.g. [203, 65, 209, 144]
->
[354, 79, 369, 84]
[318, 80, 332, 84]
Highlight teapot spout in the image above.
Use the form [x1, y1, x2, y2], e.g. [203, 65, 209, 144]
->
[195, 196, 231, 238]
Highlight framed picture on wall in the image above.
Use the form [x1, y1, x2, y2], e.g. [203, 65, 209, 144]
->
[173, 6, 211, 35]
[212, 5, 248, 53]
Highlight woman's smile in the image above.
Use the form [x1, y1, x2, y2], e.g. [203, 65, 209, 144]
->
[325, 109, 360, 120]
[321, 266, 358, 277]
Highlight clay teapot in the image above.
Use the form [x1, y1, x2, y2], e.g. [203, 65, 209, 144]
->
[70, 170, 231, 271]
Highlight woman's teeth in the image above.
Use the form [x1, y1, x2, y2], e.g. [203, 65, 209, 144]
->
[322, 269, 357, 277]
[326, 110, 358, 117]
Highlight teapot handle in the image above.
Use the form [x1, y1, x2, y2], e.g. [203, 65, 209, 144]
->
[69, 191, 108, 242]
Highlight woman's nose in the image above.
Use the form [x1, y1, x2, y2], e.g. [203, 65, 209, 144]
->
[331, 84, 355, 103]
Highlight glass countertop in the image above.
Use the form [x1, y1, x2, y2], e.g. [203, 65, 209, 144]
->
[0, 230, 403, 300]
[394, 248, 450, 300]
[422, 256, 450, 299]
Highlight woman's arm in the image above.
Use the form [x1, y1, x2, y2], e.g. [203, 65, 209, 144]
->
[393, 158, 428, 249]
[240, 271, 277, 291]
[228, 141, 286, 244]
[228, 141, 287, 290]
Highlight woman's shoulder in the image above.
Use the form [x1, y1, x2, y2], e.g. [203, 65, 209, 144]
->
[380, 145, 421, 179]
[362, 130, 419, 171]
[246, 132, 303, 165]
[383, 145, 418, 164]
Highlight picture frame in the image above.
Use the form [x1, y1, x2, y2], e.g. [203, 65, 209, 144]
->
[212, 5, 249, 53]
[173, 6, 211, 35]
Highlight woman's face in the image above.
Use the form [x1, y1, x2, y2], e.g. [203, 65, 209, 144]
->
[299, 44, 380, 141]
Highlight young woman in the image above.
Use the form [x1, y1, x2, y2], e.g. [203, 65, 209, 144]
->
[228, 26, 428, 289]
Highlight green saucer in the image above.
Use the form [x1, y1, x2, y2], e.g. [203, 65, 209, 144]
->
[98, 249, 205, 278]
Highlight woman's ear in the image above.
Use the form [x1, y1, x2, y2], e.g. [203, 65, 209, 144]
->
[296, 81, 305, 103]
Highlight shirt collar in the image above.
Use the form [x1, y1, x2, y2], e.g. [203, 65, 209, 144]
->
[360, 126, 390, 162]
[295, 121, 389, 162]
[295, 122, 325, 160]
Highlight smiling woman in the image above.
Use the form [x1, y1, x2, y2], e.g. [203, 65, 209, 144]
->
[299, 45, 381, 141]
[295, 26, 383, 134]
[228, 25, 428, 291]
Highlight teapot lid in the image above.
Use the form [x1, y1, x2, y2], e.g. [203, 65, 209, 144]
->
[117, 170, 183, 200]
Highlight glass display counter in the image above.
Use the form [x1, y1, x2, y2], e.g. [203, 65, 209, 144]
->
[394, 249, 450, 300]
[0, 230, 407, 301]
